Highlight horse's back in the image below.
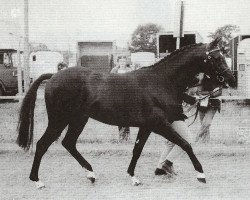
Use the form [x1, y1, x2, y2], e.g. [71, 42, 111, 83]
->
[42, 66, 180, 127]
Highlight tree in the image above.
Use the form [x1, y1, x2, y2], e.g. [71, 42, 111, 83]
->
[208, 24, 240, 57]
[129, 23, 164, 55]
[29, 42, 50, 53]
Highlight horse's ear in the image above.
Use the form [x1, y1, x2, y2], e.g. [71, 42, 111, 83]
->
[209, 37, 222, 48]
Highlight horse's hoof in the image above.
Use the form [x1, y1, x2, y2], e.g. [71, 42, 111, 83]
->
[133, 182, 142, 186]
[131, 176, 142, 186]
[197, 172, 206, 183]
[197, 177, 206, 183]
[35, 180, 45, 189]
[87, 171, 96, 184]
[87, 177, 95, 183]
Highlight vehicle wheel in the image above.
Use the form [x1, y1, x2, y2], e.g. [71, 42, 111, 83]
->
[0, 88, 3, 96]
[0, 88, 4, 103]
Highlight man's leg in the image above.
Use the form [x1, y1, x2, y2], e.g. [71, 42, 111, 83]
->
[155, 120, 191, 175]
[118, 126, 130, 142]
[196, 108, 217, 142]
[155, 140, 174, 175]
[163, 121, 192, 161]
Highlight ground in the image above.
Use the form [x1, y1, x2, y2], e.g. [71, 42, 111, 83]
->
[0, 91, 250, 200]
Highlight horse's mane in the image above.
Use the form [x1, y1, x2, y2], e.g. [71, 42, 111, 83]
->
[137, 43, 204, 71]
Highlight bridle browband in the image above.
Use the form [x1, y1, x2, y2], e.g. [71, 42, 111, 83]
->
[203, 48, 220, 63]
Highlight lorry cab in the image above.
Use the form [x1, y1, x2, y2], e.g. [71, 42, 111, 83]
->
[0, 49, 18, 96]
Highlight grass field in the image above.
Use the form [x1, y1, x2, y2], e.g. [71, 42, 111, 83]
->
[0, 91, 250, 200]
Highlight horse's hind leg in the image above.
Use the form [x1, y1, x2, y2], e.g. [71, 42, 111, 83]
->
[30, 119, 68, 188]
[61, 115, 95, 183]
[153, 123, 206, 183]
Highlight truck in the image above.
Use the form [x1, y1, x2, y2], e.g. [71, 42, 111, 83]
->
[76, 41, 115, 73]
[0, 49, 18, 96]
[236, 38, 250, 97]
[156, 31, 203, 58]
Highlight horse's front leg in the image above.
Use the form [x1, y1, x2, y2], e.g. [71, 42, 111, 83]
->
[153, 122, 206, 183]
[127, 127, 151, 186]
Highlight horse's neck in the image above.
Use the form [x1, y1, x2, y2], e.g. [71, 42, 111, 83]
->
[144, 45, 205, 90]
[160, 58, 200, 91]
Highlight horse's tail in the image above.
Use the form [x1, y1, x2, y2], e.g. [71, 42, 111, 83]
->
[17, 73, 53, 150]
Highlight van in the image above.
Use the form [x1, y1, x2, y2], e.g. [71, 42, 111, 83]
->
[130, 52, 155, 69]
[30, 51, 66, 81]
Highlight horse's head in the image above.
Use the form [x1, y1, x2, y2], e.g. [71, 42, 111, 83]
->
[201, 37, 236, 88]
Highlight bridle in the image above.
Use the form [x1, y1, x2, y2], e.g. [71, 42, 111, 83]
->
[185, 47, 231, 126]
[203, 48, 230, 83]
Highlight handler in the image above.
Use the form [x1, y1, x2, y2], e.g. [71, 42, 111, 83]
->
[194, 74, 222, 143]
[155, 73, 222, 176]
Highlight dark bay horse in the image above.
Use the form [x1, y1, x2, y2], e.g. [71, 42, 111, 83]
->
[17, 38, 236, 188]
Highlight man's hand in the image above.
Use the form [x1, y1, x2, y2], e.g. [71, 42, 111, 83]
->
[194, 95, 206, 102]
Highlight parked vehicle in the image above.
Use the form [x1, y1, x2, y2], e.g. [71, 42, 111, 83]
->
[156, 31, 203, 58]
[0, 49, 18, 96]
[29, 51, 66, 81]
[77, 41, 114, 73]
[130, 52, 156, 69]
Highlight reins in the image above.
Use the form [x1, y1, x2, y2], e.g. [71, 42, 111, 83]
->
[187, 104, 200, 127]
[198, 86, 222, 101]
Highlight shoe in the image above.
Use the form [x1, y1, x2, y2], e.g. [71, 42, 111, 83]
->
[155, 168, 167, 175]
[162, 160, 177, 175]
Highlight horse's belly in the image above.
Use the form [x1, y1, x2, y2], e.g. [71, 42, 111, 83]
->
[89, 106, 166, 128]
[89, 109, 144, 127]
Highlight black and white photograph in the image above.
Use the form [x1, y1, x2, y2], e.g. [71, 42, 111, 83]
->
[0, 0, 250, 199]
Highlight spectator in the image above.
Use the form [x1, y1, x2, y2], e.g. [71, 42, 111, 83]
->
[110, 58, 134, 142]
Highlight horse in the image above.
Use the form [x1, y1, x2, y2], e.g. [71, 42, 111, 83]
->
[17, 38, 236, 188]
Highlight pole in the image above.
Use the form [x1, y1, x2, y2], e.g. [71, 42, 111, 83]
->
[180, 1, 184, 38]
[23, 0, 30, 93]
[175, 1, 184, 50]
[17, 38, 23, 98]
[156, 34, 160, 58]
[176, 38, 180, 50]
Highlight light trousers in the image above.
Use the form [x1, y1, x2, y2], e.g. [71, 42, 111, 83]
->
[157, 120, 191, 168]
[196, 107, 217, 142]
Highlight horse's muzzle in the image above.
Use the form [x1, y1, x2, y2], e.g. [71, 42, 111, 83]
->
[223, 71, 237, 88]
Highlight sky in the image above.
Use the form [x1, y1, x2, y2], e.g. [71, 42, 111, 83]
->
[1, 0, 250, 51]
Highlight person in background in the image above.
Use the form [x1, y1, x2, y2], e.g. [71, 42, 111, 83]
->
[155, 73, 222, 176]
[110, 58, 134, 142]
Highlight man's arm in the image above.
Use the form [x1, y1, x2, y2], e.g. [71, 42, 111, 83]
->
[210, 87, 222, 98]
[182, 93, 197, 105]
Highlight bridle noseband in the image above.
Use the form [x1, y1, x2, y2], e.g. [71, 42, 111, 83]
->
[203, 48, 229, 83]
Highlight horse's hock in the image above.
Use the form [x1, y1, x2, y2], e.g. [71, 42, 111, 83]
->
[211, 97, 250, 144]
